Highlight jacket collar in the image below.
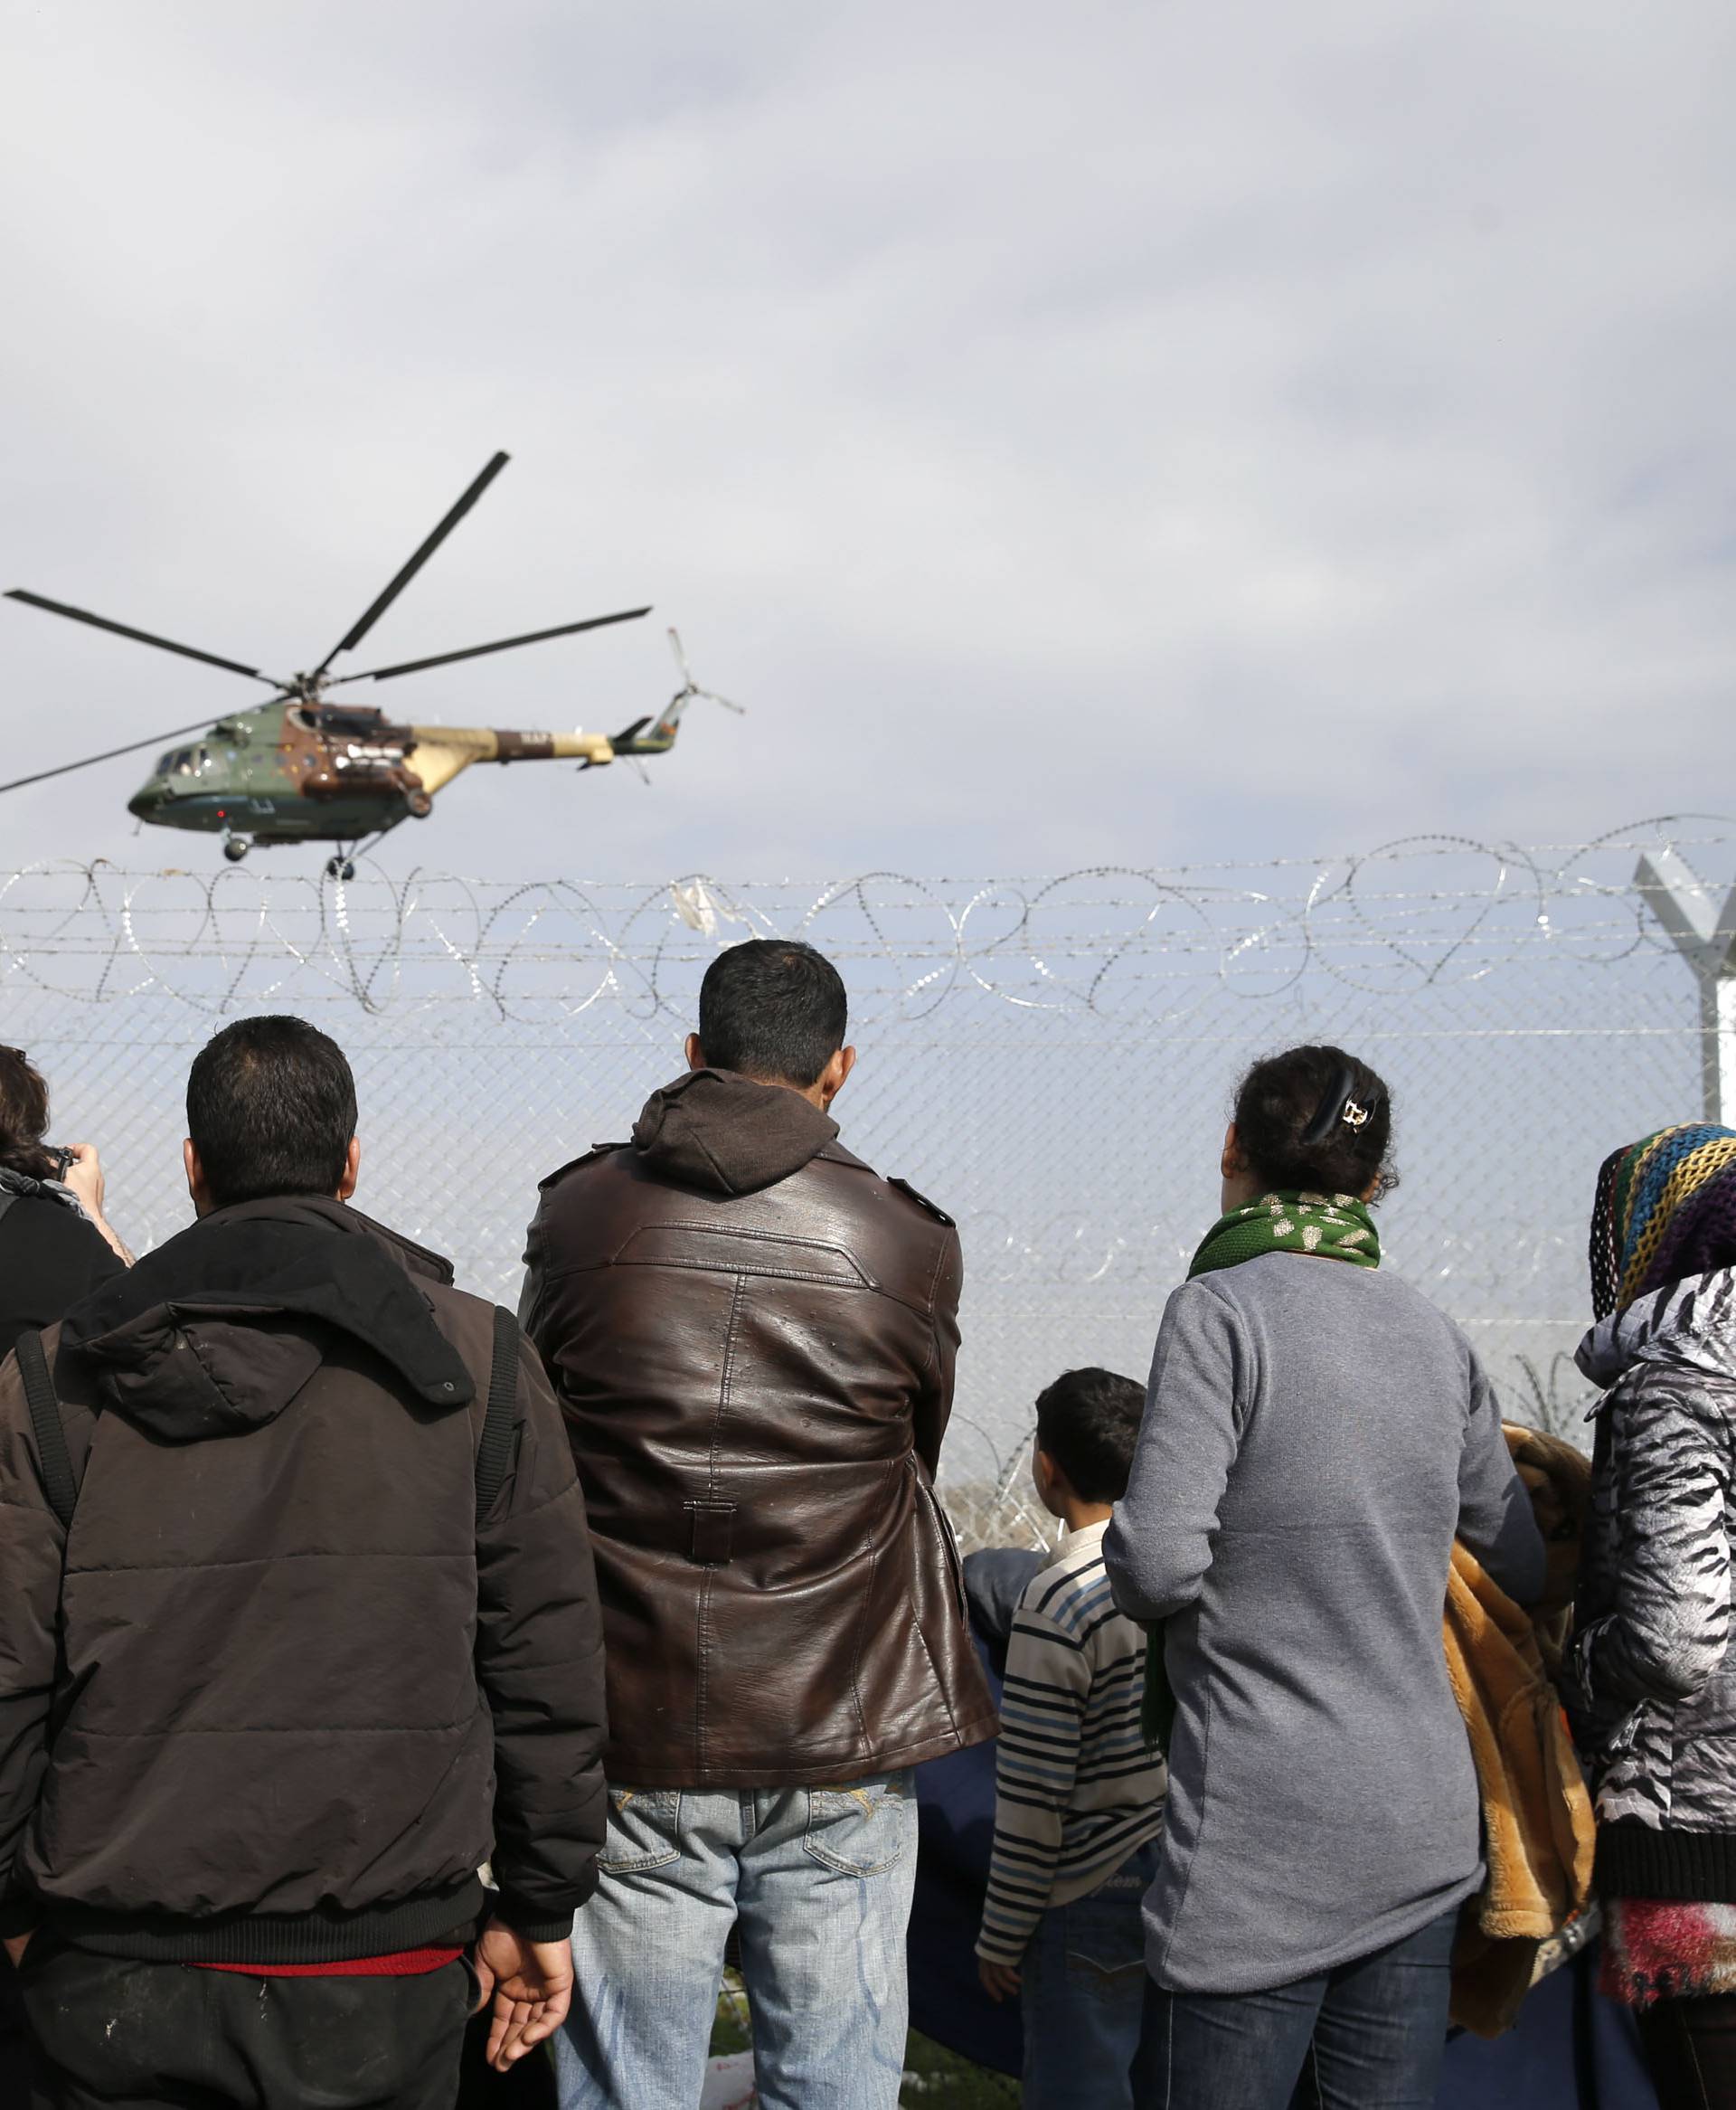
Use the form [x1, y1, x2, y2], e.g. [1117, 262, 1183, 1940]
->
[1056, 1518, 1110, 1556]
[205, 1194, 456, 1284]
[1577, 1265, 1736, 1393]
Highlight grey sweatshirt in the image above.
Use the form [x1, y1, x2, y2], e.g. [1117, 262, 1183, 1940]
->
[1103, 1252, 1545, 1993]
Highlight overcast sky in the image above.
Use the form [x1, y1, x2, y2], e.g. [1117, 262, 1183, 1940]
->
[0, 0, 1731, 885]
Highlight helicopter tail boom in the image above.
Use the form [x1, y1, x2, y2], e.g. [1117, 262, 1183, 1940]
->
[404, 725, 615, 794]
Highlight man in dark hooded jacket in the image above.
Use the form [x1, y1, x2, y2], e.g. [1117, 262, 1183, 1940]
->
[0, 1015, 609, 2110]
[521, 939, 995, 2110]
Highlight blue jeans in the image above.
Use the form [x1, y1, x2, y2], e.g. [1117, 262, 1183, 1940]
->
[556, 1772, 917, 2110]
[1134, 1907, 1459, 2109]
[1022, 1839, 1163, 2109]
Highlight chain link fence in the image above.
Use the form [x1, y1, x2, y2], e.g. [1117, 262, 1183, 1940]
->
[3, 816, 1731, 1551]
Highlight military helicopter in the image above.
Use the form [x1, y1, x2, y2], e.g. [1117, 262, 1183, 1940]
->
[1, 451, 742, 877]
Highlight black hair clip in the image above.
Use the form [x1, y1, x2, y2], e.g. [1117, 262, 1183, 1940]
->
[1300, 1064, 1380, 1148]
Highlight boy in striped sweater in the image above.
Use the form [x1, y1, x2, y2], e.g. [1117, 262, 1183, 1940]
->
[976, 1368, 1166, 2109]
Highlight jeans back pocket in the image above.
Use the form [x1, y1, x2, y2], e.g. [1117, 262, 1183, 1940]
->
[1061, 1842, 1158, 2001]
[802, 1773, 912, 1877]
[599, 1787, 683, 1874]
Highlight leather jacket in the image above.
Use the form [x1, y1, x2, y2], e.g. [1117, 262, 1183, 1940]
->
[521, 1068, 997, 1788]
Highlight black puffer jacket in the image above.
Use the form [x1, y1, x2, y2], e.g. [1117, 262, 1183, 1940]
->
[0, 1170, 123, 1364]
[1567, 1265, 1736, 1899]
[0, 1196, 608, 1963]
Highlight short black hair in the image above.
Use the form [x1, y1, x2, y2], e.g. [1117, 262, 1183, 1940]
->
[1231, 1043, 1396, 1200]
[1034, 1367, 1146, 1505]
[697, 941, 848, 1088]
[186, 1016, 358, 1208]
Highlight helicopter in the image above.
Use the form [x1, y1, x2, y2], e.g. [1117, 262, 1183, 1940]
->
[0, 450, 742, 877]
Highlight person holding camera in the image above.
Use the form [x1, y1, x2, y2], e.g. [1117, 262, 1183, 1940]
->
[0, 1045, 130, 1363]
[0, 1055, 131, 2095]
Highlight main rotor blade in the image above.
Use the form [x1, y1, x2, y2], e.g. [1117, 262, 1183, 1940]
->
[5, 591, 275, 683]
[313, 449, 511, 675]
[0, 717, 229, 798]
[330, 606, 652, 684]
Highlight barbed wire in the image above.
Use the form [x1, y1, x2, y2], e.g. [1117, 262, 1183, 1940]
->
[1, 815, 1730, 1026]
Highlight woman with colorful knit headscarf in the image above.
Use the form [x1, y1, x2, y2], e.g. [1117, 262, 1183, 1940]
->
[1104, 1045, 1545, 2109]
[1567, 1122, 1736, 2107]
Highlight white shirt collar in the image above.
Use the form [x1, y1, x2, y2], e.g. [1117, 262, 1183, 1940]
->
[1055, 1518, 1110, 1556]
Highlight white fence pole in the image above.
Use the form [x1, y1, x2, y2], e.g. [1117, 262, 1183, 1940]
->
[1635, 847, 1736, 1127]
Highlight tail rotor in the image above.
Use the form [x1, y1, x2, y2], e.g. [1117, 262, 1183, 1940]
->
[590, 629, 746, 781]
[667, 627, 746, 715]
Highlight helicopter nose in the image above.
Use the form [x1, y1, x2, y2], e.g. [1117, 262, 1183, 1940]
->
[127, 784, 164, 819]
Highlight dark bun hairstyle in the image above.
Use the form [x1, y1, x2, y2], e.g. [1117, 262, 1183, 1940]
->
[1231, 1043, 1395, 1201]
[0, 1046, 58, 1183]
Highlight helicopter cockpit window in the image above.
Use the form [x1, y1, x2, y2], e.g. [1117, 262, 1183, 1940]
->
[158, 747, 197, 777]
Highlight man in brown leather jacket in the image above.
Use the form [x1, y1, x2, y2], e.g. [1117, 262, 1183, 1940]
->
[521, 939, 995, 2110]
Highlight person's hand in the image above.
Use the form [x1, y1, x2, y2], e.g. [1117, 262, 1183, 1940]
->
[978, 1956, 1022, 2003]
[60, 1145, 133, 1263]
[61, 1144, 105, 1219]
[4, 1930, 35, 1969]
[476, 1921, 572, 2071]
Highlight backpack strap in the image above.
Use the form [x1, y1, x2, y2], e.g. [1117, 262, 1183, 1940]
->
[474, 1306, 521, 1528]
[16, 1330, 79, 1533]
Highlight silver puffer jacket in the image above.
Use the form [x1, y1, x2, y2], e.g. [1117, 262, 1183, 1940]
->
[1566, 1266, 1736, 1832]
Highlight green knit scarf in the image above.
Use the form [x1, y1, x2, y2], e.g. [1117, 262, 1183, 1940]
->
[1188, 1190, 1382, 1279]
[1141, 1192, 1382, 1750]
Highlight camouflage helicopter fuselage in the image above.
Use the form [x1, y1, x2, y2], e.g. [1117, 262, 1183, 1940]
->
[125, 701, 627, 847]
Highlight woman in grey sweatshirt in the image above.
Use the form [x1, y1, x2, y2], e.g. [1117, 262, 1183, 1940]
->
[1104, 1045, 1544, 2109]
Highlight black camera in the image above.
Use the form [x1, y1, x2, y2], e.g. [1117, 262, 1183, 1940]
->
[42, 1145, 75, 1183]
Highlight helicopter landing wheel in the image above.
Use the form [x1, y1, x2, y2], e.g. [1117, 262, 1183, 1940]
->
[222, 837, 250, 864]
[326, 856, 356, 883]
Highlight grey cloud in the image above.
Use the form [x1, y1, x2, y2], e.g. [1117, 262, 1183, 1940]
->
[0, 0, 1731, 882]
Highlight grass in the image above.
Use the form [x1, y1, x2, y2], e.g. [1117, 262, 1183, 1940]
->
[900, 2030, 1018, 2104]
[710, 1979, 1016, 2105]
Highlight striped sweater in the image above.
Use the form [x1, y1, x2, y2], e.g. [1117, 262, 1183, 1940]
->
[976, 1520, 1167, 1965]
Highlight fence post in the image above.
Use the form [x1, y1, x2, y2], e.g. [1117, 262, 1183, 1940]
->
[1635, 847, 1736, 1126]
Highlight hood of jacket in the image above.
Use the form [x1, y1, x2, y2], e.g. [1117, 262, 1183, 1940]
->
[631, 1067, 840, 1197]
[58, 1194, 474, 1443]
[1576, 1264, 1736, 1395]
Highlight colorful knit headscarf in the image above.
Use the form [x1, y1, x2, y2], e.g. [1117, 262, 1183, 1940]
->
[1590, 1123, 1736, 1319]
